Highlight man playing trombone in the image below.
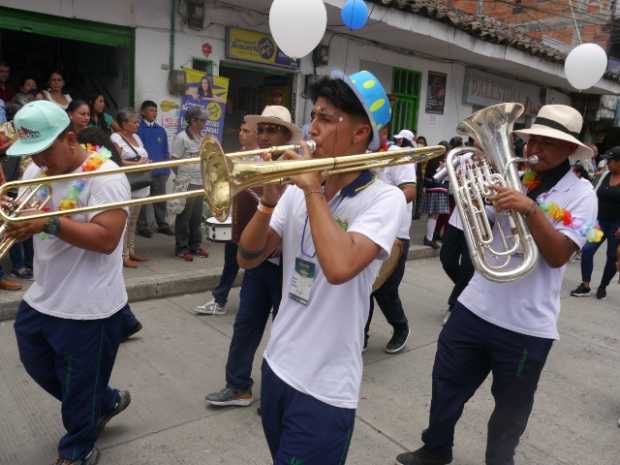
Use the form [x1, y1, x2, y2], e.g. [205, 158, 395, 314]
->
[237, 71, 406, 464]
[6, 101, 132, 465]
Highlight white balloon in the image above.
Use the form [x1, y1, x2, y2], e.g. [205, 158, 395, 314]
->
[269, 0, 327, 59]
[564, 43, 608, 90]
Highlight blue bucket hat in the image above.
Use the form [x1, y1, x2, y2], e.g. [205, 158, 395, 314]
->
[331, 70, 391, 151]
[7, 101, 70, 157]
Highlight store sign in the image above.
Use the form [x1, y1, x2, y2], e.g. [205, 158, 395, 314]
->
[463, 68, 542, 116]
[226, 27, 300, 69]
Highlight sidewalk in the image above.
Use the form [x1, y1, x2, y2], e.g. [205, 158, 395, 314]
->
[0, 218, 439, 321]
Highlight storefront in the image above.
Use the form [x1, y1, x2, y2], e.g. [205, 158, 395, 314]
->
[0, 6, 134, 111]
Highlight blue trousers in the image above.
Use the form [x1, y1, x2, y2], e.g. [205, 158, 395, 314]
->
[212, 242, 240, 306]
[261, 361, 355, 465]
[225, 260, 281, 390]
[580, 218, 620, 288]
[422, 302, 553, 465]
[14, 301, 126, 461]
[9, 237, 34, 271]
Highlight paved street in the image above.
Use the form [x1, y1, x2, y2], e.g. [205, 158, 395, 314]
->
[0, 256, 618, 465]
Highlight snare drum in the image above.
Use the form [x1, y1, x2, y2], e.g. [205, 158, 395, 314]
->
[205, 216, 233, 242]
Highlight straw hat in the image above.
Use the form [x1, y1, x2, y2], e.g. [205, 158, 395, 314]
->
[513, 105, 593, 164]
[244, 105, 302, 143]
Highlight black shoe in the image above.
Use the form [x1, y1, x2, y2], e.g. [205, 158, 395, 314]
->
[121, 321, 143, 342]
[395, 446, 452, 465]
[385, 324, 410, 354]
[596, 286, 607, 299]
[423, 237, 439, 249]
[137, 229, 153, 238]
[96, 390, 131, 437]
[53, 447, 100, 465]
[570, 283, 591, 297]
[157, 225, 174, 236]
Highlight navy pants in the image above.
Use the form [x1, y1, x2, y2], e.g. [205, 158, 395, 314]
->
[365, 239, 410, 339]
[14, 301, 126, 461]
[261, 361, 355, 465]
[212, 242, 240, 306]
[580, 219, 620, 288]
[225, 260, 281, 390]
[9, 237, 34, 271]
[422, 302, 553, 465]
[440, 225, 474, 308]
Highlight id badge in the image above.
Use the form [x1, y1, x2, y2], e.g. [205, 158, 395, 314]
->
[289, 257, 316, 305]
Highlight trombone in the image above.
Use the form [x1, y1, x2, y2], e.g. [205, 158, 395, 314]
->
[0, 137, 445, 227]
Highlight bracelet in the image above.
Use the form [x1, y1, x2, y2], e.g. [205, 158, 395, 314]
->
[524, 201, 537, 219]
[257, 202, 274, 215]
[305, 190, 324, 201]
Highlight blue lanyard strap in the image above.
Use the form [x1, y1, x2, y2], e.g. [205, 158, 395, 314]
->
[300, 193, 345, 258]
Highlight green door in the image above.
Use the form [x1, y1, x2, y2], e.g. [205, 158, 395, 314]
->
[391, 67, 421, 134]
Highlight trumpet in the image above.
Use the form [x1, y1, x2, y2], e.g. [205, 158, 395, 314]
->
[0, 138, 445, 230]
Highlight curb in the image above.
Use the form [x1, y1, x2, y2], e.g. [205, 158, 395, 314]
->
[0, 247, 439, 322]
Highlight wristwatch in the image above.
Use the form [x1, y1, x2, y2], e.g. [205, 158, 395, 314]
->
[42, 217, 61, 236]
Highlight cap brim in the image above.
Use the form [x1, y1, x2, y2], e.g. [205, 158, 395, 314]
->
[514, 125, 593, 164]
[244, 115, 302, 143]
[6, 136, 55, 157]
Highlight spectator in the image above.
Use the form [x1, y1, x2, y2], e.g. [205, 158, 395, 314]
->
[0, 61, 15, 103]
[422, 141, 450, 248]
[67, 100, 91, 133]
[416, 136, 427, 147]
[88, 94, 120, 134]
[571, 146, 620, 299]
[171, 106, 209, 261]
[111, 108, 151, 268]
[393, 129, 415, 148]
[137, 100, 173, 237]
[9, 77, 37, 113]
[43, 71, 72, 110]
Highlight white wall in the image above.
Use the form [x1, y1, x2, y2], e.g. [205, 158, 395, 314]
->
[320, 34, 473, 145]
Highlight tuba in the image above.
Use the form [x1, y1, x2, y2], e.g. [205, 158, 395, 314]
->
[446, 103, 539, 283]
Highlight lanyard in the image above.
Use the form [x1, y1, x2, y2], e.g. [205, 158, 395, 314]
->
[300, 192, 345, 258]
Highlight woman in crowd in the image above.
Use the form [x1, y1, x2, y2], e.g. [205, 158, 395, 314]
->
[42, 71, 72, 109]
[422, 140, 450, 248]
[111, 109, 151, 268]
[67, 100, 91, 133]
[88, 94, 120, 134]
[9, 77, 37, 112]
[414, 136, 428, 219]
[571, 147, 620, 299]
[171, 106, 209, 261]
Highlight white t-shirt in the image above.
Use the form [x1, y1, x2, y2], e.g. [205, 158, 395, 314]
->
[458, 170, 597, 340]
[43, 90, 72, 110]
[171, 130, 203, 186]
[110, 132, 151, 198]
[375, 156, 416, 240]
[265, 173, 406, 409]
[22, 159, 131, 320]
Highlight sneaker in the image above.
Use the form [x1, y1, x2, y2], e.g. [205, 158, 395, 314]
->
[385, 324, 410, 354]
[191, 247, 209, 258]
[53, 448, 100, 465]
[596, 286, 607, 300]
[423, 237, 440, 249]
[121, 321, 143, 342]
[570, 283, 591, 297]
[0, 278, 23, 290]
[206, 386, 253, 407]
[395, 446, 452, 465]
[96, 390, 131, 437]
[194, 299, 226, 315]
[176, 250, 194, 262]
[11, 268, 33, 280]
[137, 228, 153, 238]
[362, 337, 368, 353]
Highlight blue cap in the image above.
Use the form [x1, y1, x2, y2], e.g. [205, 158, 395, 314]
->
[7, 101, 70, 157]
[331, 70, 391, 151]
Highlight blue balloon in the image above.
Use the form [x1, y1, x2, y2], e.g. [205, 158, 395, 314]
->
[341, 0, 369, 30]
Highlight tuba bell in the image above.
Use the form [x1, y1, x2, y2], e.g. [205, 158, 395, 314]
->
[446, 103, 539, 283]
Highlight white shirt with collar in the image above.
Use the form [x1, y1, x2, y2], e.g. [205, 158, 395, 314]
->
[458, 170, 597, 340]
[266, 173, 406, 409]
[375, 147, 416, 240]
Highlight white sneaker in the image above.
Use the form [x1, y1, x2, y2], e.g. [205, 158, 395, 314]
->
[194, 299, 226, 315]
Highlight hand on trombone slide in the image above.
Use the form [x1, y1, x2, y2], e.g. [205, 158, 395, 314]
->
[4, 209, 47, 242]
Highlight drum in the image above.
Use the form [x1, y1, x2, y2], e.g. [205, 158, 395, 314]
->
[205, 216, 232, 242]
